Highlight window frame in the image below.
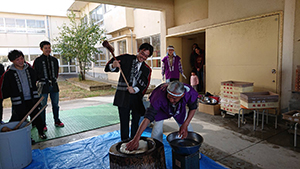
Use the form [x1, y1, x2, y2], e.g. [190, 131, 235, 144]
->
[118, 40, 127, 55]
[136, 34, 161, 69]
[94, 47, 107, 67]
[89, 5, 104, 27]
[0, 17, 45, 34]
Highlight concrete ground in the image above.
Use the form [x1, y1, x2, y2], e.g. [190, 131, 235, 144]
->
[2, 74, 300, 168]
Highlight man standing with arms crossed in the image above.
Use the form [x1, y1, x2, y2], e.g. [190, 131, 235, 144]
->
[33, 41, 64, 131]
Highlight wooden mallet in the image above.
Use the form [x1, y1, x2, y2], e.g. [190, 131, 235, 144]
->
[1, 96, 44, 132]
[102, 40, 129, 87]
[24, 104, 48, 127]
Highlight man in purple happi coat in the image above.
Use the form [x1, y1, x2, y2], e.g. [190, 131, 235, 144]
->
[126, 81, 198, 150]
[162, 46, 186, 82]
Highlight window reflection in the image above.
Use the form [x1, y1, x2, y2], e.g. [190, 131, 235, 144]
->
[136, 34, 161, 68]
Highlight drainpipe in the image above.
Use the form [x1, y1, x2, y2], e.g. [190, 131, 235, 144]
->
[129, 29, 133, 54]
[46, 16, 50, 41]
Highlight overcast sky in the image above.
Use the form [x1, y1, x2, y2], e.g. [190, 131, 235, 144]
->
[0, 0, 74, 16]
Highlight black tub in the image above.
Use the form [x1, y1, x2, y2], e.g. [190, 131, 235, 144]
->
[167, 131, 203, 155]
[109, 137, 166, 169]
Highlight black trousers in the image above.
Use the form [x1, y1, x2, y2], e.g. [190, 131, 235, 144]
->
[170, 78, 179, 82]
[10, 100, 45, 135]
[118, 95, 142, 141]
[0, 99, 3, 122]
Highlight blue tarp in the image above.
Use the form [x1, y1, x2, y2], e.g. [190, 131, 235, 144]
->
[25, 128, 226, 169]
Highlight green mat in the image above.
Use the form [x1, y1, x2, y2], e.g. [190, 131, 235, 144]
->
[31, 103, 119, 142]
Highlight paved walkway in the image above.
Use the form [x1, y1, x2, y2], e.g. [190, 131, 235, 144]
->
[2, 74, 300, 168]
[19, 95, 298, 169]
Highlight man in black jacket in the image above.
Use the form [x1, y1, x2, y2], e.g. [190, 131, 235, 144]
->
[105, 43, 153, 141]
[33, 41, 64, 132]
[1, 50, 47, 139]
[0, 63, 5, 124]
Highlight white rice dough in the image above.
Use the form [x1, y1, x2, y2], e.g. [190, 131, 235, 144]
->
[120, 140, 148, 154]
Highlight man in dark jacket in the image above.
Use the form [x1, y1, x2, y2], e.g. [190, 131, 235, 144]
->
[1, 50, 47, 139]
[105, 43, 153, 141]
[0, 63, 4, 124]
[33, 41, 64, 132]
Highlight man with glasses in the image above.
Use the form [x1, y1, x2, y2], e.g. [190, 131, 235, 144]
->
[105, 43, 153, 141]
[126, 81, 198, 150]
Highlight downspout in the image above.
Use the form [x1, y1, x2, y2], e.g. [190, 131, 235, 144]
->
[46, 16, 51, 41]
[129, 28, 133, 53]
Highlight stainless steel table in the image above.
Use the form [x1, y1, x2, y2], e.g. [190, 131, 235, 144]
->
[238, 105, 278, 131]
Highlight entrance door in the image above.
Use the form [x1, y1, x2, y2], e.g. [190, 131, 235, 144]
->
[206, 14, 280, 94]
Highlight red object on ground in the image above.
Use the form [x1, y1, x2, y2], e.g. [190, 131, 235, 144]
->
[209, 96, 220, 103]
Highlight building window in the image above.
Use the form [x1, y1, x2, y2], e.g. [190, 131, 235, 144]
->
[108, 42, 114, 59]
[27, 19, 45, 33]
[90, 5, 104, 27]
[118, 40, 127, 55]
[0, 18, 4, 27]
[0, 18, 5, 33]
[57, 54, 77, 73]
[29, 54, 39, 64]
[94, 47, 106, 67]
[104, 4, 115, 13]
[81, 15, 88, 24]
[5, 18, 15, 27]
[0, 18, 45, 34]
[136, 34, 161, 69]
[0, 47, 41, 66]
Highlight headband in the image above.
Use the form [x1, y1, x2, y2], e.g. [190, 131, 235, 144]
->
[167, 46, 174, 50]
[167, 86, 190, 97]
[167, 88, 184, 97]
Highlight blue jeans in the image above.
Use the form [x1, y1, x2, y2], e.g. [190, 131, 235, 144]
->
[41, 86, 60, 124]
[196, 70, 204, 92]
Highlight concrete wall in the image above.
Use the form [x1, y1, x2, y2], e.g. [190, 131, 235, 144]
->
[48, 16, 72, 43]
[174, 0, 208, 26]
[104, 7, 134, 34]
[133, 9, 161, 84]
[164, 0, 299, 111]
[84, 0, 174, 26]
[0, 12, 48, 48]
[0, 12, 71, 70]
[293, 0, 300, 89]
[0, 12, 69, 47]
[206, 14, 279, 94]
[134, 9, 160, 39]
[281, 0, 297, 110]
[168, 0, 284, 35]
[81, 2, 99, 15]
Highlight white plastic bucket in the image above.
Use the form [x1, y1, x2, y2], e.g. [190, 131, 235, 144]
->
[0, 121, 32, 169]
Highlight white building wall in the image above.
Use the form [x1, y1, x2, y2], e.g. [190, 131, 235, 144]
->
[133, 9, 160, 38]
[0, 12, 69, 67]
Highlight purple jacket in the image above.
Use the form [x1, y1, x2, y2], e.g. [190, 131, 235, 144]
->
[162, 55, 183, 80]
[149, 83, 198, 124]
